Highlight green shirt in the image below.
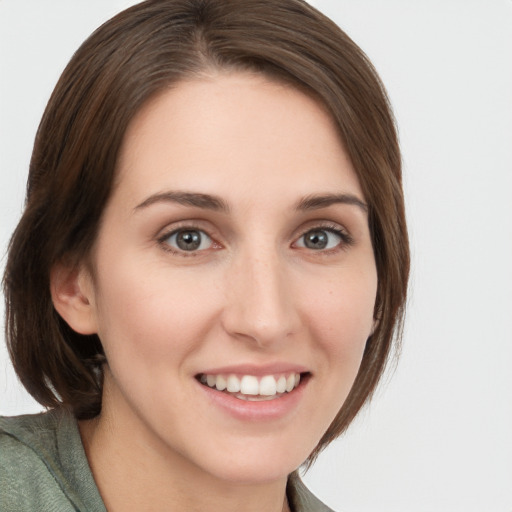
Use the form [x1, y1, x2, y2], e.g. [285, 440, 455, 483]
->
[0, 409, 334, 511]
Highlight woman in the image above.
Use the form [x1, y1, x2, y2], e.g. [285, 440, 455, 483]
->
[0, 1, 409, 511]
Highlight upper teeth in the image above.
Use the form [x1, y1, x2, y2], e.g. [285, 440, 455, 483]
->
[200, 373, 301, 396]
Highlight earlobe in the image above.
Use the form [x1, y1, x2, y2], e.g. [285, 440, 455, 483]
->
[50, 263, 98, 335]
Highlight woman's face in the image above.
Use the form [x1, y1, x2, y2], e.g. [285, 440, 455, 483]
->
[81, 73, 377, 483]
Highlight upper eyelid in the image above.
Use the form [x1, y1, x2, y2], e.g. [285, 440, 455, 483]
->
[156, 222, 216, 247]
[295, 226, 352, 244]
[157, 219, 218, 238]
[162, 227, 212, 240]
[294, 220, 351, 238]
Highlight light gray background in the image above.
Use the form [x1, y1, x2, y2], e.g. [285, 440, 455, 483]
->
[1, 1, 511, 511]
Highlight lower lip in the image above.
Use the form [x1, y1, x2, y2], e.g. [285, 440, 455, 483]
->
[197, 377, 308, 422]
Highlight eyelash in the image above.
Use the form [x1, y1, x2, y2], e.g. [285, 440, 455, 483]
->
[157, 222, 354, 257]
[157, 223, 218, 257]
[295, 223, 355, 254]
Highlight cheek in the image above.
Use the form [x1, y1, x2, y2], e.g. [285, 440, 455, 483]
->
[91, 256, 221, 367]
[301, 265, 377, 365]
[286, 266, 377, 449]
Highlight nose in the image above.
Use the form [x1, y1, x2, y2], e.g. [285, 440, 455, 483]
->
[221, 250, 300, 349]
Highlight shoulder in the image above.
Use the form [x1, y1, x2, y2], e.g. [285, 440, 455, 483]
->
[0, 408, 62, 452]
[287, 472, 337, 512]
[0, 426, 59, 510]
[0, 409, 103, 512]
[0, 411, 63, 510]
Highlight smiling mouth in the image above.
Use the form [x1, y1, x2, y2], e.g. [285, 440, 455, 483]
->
[196, 372, 309, 401]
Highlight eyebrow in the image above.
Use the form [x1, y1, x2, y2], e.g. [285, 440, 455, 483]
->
[295, 193, 368, 213]
[134, 190, 367, 215]
[134, 191, 230, 213]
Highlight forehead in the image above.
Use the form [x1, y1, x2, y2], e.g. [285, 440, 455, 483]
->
[113, 72, 363, 209]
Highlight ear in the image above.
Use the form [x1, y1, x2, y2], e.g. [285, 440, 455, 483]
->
[50, 263, 98, 335]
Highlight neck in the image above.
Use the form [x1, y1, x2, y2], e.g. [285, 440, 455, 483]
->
[79, 412, 291, 512]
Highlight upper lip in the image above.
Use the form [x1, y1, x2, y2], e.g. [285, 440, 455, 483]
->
[197, 363, 310, 377]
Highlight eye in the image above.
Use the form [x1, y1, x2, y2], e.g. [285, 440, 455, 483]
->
[164, 229, 213, 252]
[295, 228, 345, 251]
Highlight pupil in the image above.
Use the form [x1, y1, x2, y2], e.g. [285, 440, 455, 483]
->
[177, 230, 201, 251]
[305, 230, 328, 249]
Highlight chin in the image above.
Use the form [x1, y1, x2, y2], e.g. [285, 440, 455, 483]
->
[186, 436, 313, 485]
[205, 458, 301, 485]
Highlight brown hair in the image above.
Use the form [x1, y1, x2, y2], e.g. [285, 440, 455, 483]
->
[3, 0, 409, 463]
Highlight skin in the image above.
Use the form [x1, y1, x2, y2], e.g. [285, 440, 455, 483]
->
[52, 72, 377, 512]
